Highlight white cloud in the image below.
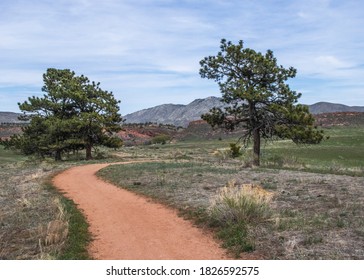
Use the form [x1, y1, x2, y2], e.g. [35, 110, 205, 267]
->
[0, 70, 43, 87]
[1, 0, 364, 113]
[315, 55, 349, 69]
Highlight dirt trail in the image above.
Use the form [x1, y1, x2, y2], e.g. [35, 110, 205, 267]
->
[53, 162, 229, 260]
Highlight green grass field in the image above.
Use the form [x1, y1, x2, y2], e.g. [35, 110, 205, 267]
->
[120, 125, 364, 176]
[0, 145, 27, 164]
[261, 126, 364, 174]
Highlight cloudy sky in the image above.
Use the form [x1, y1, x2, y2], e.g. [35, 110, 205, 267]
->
[1, 0, 363, 115]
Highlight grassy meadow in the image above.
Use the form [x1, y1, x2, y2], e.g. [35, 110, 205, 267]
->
[262, 126, 364, 174]
[0, 145, 27, 163]
[1, 124, 364, 259]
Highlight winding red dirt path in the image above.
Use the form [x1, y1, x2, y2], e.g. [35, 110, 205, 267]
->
[53, 162, 229, 260]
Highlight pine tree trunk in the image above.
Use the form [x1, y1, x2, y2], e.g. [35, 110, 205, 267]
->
[55, 150, 62, 161]
[253, 129, 260, 166]
[85, 144, 92, 160]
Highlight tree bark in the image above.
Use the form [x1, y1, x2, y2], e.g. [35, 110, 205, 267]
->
[55, 150, 62, 161]
[85, 144, 93, 160]
[253, 129, 260, 166]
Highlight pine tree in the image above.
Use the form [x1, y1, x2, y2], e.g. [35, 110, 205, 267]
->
[3, 68, 122, 160]
[200, 39, 324, 166]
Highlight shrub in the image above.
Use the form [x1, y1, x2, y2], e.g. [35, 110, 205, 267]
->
[208, 181, 273, 255]
[103, 136, 123, 150]
[229, 143, 242, 158]
[151, 134, 171, 145]
[212, 144, 243, 161]
[209, 180, 273, 226]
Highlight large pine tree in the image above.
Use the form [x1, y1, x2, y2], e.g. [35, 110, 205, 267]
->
[3, 68, 122, 160]
[200, 39, 324, 166]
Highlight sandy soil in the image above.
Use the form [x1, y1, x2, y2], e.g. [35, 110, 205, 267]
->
[52, 162, 229, 260]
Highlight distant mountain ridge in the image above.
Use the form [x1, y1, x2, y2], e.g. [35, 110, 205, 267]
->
[0, 112, 26, 123]
[2, 99, 364, 127]
[308, 102, 364, 114]
[124, 97, 364, 127]
[124, 97, 224, 127]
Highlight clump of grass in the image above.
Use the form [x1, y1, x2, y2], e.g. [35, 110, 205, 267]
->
[209, 180, 273, 225]
[217, 222, 255, 256]
[212, 148, 231, 161]
[263, 154, 304, 169]
[37, 198, 70, 259]
[208, 180, 273, 256]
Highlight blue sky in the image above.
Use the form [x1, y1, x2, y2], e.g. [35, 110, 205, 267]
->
[1, 0, 363, 115]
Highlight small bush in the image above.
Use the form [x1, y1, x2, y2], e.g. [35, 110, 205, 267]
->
[229, 143, 242, 158]
[208, 181, 273, 255]
[151, 134, 171, 145]
[212, 144, 243, 160]
[209, 181, 273, 226]
[103, 136, 123, 149]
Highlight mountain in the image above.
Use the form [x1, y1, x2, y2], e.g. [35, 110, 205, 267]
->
[124, 98, 364, 127]
[308, 102, 364, 114]
[2, 99, 364, 127]
[123, 97, 224, 127]
[0, 112, 26, 123]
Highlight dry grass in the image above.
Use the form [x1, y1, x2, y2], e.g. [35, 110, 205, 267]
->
[207, 181, 274, 257]
[208, 181, 273, 225]
[37, 198, 69, 259]
[249, 170, 364, 259]
[0, 162, 70, 259]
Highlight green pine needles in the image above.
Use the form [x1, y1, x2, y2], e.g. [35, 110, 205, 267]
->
[1, 68, 122, 160]
[200, 39, 324, 165]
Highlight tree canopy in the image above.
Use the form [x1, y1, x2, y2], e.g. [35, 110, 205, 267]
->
[200, 39, 324, 166]
[2, 68, 122, 160]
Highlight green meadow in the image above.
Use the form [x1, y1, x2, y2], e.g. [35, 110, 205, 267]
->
[0, 145, 27, 164]
[262, 126, 364, 174]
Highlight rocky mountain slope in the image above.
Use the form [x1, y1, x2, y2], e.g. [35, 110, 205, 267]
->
[123, 97, 224, 127]
[124, 97, 364, 127]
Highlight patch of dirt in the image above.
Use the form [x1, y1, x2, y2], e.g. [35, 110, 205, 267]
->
[52, 162, 231, 260]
